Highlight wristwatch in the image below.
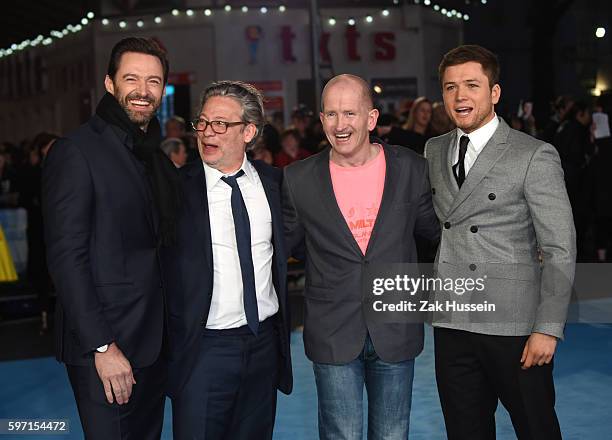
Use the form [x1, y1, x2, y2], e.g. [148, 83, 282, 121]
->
[96, 344, 109, 353]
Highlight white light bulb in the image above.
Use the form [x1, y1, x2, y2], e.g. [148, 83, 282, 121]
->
[81, 18, 89, 25]
[205, 9, 212, 16]
[136, 20, 144, 27]
[224, 5, 232, 12]
[463, 14, 470, 21]
[279, 5, 286, 12]
[87, 12, 95, 19]
[119, 21, 127, 28]
[260, 7, 268, 13]
[365, 15, 373, 23]
[172, 9, 180, 16]
[154, 16, 162, 24]
[596, 27, 606, 38]
[434, 5, 440, 11]
[348, 18, 356, 26]
[242, 6, 248, 13]
[102, 18, 109, 25]
[186, 9, 194, 16]
[382, 9, 390, 17]
[328, 18, 336, 26]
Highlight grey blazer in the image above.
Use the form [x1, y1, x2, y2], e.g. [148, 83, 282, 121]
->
[424, 118, 576, 339]
[283, 143, 440, 364]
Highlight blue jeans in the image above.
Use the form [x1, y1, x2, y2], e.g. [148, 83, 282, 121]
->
[313, 334, 415, 440]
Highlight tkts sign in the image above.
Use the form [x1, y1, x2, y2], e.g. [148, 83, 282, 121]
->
[280, 25, 396, 63]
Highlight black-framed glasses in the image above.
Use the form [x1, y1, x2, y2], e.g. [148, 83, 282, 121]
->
[190, 118, 246, 134]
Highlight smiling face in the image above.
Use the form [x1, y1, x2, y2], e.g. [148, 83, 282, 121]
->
[196, 95, 256, 173]
[442, 61, 500, 133]
[320, 79, 378, 163]
[104, 52, 165, 130]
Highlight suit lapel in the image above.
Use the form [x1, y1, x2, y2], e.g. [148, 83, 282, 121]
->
[252, 161, 285, 258]
[314, 149, 363, 256]
[364, 143, 397, 256]
[185, 163, 213, 276]
[447, 118, 511, 216]
[443, 130, 460, 197]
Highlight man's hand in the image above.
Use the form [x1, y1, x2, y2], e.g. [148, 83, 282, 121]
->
[94, 343, 136, 404]
[520, 332, 557, 370]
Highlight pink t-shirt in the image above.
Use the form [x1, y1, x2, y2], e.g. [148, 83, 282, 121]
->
[329, 146, 386, 255]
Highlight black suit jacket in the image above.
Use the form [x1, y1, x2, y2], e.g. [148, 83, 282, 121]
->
[162, 159, 292, 398]
[283, 143, 440, 364]
[42, 115, 164, 368]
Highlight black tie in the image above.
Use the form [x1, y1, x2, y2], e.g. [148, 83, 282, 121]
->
[454, 135, 469, 188]
[221, 170, 259, 335]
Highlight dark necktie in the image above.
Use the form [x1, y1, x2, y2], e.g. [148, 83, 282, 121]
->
[221, 170, 259, 335]
[454, 135, 469, 188]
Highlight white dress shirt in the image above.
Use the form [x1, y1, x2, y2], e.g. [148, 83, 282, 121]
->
[203, 155, 279, 330]
[451, 114, 499, 175]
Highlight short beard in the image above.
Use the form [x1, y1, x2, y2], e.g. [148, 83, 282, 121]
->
[118, 91, 160, 129]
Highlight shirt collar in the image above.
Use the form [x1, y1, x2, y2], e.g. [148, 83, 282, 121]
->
[456, 113, 499, 154]
[202, 154, 257, 190]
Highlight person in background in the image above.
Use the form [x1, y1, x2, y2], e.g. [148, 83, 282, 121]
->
[19, 132, 58, 334]
[250, 137, 274, 165]
[584, 107, 612, 262]
[166, 115, 199, 163]
[429, 101, 455, 137]
[274, 128, 311, 168]
[402, 96, 433, 154]
[160, 137, 188, 168]
[375, 113, 413, 147]
[540, 95, 574, 143]
[553, 100, 594, 260]
[165, 115, 186, 138]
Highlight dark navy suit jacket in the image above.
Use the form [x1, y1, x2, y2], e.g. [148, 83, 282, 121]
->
[162, 159, 292, 398]
[42, 115, 165, 368]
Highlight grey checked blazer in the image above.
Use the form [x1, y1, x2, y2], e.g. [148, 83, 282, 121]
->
[424, 118, 576, 339]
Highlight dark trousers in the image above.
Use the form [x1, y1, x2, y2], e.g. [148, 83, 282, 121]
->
[434, 327, 561, 440]
[172, 316, 280, 440]
[66, 355, 166, 440]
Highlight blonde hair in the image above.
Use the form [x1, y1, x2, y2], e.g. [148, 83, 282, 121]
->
[403, 97, 432, 131]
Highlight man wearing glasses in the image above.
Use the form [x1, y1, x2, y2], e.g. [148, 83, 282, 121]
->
[162, 81, 292, 440]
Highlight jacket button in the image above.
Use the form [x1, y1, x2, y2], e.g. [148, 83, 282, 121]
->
[470, 225, 478, 233]
[488, 193, 496, 200]
[432, 188, 436, 195]
[469, 263, 477, 271]
[444, 221, 451, 229]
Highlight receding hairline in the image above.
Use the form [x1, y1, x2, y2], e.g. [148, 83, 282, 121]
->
[321, 74, 373, 111]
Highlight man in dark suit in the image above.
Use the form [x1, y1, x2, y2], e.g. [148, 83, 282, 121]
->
[283, 74, 440, 439]
[42, 38, 179, 439]
[163, 81, 292, 440]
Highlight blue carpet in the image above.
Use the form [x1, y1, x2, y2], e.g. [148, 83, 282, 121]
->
[0, 324, 610, 439]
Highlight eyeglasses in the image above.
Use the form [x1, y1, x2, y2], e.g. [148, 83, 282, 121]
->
[190, 118, 246, 134]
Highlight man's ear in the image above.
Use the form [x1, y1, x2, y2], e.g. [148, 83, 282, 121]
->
[104, 75, 115, 95]
[243, 123, 257, 144]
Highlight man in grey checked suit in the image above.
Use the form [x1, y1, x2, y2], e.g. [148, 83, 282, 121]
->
[425, 45, 576, 439]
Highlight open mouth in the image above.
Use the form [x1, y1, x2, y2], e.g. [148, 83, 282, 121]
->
[202, 143, 219, 153]
[334, 132, 352, 143]
[128, 99, 153, 110]
[454, 106, 473, 117]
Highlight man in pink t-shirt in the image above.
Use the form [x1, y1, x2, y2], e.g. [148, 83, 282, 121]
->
[283, 74, 440, 439]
